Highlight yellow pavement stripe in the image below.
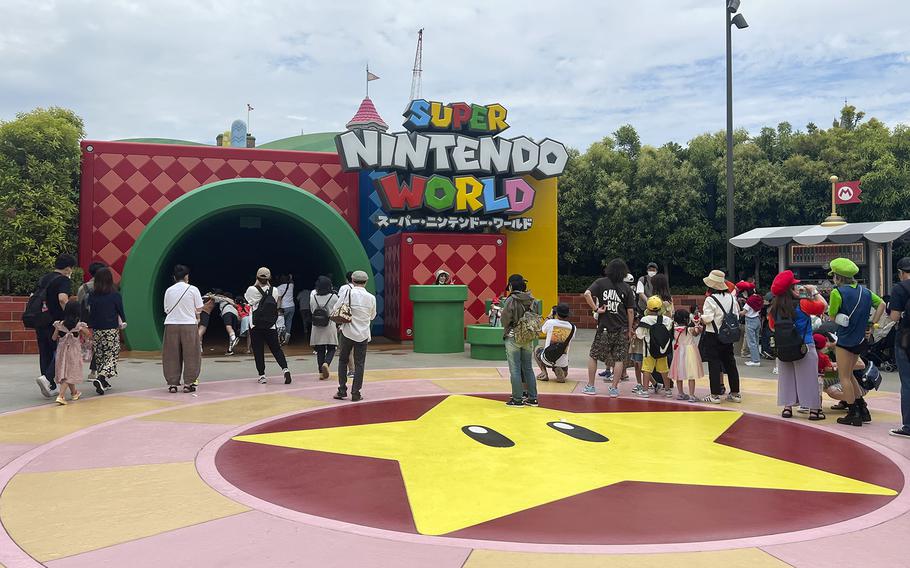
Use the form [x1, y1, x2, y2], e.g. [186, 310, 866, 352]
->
[364, 367, 502, 382]
[0, 462, 247, 561]
[464, 548, 792, 568]
[0, 397, 179, 444]
[141, 393, 326, 425]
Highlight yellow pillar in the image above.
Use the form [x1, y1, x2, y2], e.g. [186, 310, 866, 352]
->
[505, 176, 558, 312]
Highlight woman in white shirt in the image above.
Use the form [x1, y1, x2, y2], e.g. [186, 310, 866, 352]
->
[699, 270, 742, 404]
[245, 267, 292, 385]
[162, 264, 204, 393]
[309, 276, 339, 380]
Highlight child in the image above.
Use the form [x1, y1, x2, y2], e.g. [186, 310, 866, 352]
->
[535, 303, 575, 383]
[236, 297, 252, 354]
[636, 296, 674, 398]
[669, 309, 703, 402]
[52, 300, 87, 405]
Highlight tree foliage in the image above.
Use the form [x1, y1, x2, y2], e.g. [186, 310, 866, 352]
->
[558, 105, 910, 284]
[0, 107, 84, 280]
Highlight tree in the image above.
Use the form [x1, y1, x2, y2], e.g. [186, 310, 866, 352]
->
[0, 107, 84, 277]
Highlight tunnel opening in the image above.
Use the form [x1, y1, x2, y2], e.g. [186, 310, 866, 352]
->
[153, 207, 345, 352]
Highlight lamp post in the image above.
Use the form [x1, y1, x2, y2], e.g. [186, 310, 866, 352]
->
[726, 0, 748, 278]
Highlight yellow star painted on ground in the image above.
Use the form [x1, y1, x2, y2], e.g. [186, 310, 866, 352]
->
[233, 395, 897, 536]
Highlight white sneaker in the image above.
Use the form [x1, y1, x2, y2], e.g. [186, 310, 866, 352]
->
[745, 361, 760, 367]
[36, 375, 52, 398]
[772, 366, 779, 375]
[257, 376, 268, 384]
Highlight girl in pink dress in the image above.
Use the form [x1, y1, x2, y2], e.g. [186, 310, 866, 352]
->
[669, 309, 703, 402]
[52, 300, 87, 405]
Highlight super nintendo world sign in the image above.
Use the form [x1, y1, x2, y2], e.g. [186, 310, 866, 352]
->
[334, 100, 568, 231]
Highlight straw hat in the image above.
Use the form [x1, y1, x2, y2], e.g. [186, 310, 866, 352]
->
[703, 269, 728, 291]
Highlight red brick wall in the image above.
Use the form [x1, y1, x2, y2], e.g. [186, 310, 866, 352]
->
[557, 293, 708, 329]
[0, 296, 37, 354]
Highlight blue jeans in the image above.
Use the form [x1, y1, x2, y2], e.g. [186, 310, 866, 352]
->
[745, 317, 761, 363]
[505, 337, 536, 401]
[895, 334, 910, 430]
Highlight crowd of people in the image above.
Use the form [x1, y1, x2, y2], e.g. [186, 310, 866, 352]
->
[497, 256, 910, 439]
[25, 255, 377, 403]
[21, 251, 910, 439]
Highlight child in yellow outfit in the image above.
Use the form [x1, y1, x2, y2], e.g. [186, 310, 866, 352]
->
[636, 296, 674, 398]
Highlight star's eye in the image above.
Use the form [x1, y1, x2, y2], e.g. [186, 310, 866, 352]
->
[547, 421, 608, 442]
[461, 425, 515, 448]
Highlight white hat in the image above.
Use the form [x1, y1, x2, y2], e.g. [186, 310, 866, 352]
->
[351, 270, 369, 283]
[256, 267, 271, 280]
[624, 273, 634, 284]
[703, 269, 727, 291]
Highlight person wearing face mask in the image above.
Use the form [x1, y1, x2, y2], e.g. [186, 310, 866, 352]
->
[637, 263, 659, 315]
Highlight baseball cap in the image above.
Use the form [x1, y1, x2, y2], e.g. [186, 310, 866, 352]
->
[351, 270, 369, 283]
[256, 267, 271, 279]
[555, 303, 570, 318]
[647, 262, 658, 270]
[646, 295, 663, 311]
[624, 273, 634, 284]
[898, 257, 910, 273]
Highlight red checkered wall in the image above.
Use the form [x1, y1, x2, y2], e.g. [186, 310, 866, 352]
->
[384, 232, 507, 340]
[78, 141, 359, 279]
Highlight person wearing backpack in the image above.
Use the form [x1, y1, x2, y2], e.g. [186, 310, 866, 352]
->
[887, 256, 910, 439]
[768, 271, 824, 421]
[535, 303, 574, 383]
[245, 267, 292, 385]
[28, 253, 76, 398]
[699, 269, 742, 404]
[636, 296, 674, 398]
[309, 275, 338, 380]
[501, 274, 540, 407]
[827, 258, 885, 427]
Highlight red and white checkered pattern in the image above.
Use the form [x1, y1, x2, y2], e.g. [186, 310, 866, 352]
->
[79, 141, 358, 278]
[384, 232, 507, 340]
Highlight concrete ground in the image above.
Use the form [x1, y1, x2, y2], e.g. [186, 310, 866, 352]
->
[1, 330, 907, 568]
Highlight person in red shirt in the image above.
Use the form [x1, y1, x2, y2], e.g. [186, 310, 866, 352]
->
[815, 333, 834, 375]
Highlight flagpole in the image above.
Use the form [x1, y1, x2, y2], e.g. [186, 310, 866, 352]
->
[247, 105, 251, 133]
[366, 64, 369, 98]
[822, 174, 846, 227]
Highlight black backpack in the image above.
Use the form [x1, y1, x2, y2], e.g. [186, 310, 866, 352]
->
[709, 295, 741, 345]
[542, 322, 576, 364]
[253, 285, 279, 329]
[22, 273, 66, 329]
[643, 315, 672, 358]
[772, 313, 808, 362]
[311, 294, 334, 328]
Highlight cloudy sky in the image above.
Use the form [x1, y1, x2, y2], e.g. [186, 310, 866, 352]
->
[2, 0, 908, 151]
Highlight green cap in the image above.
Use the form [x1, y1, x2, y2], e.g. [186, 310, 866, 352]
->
[828, 257, 859, 278]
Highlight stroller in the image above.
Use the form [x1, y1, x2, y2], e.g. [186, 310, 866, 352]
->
[866, 317, 897, 372]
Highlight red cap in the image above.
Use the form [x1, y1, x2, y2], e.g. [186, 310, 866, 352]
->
[771, 270, 800, 297]
[736, 280, 756, 291]
[813, 333, 827, 350]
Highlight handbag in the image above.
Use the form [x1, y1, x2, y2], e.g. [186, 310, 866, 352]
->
[330, 288, 353, 325]
[834, 286, 865, 328]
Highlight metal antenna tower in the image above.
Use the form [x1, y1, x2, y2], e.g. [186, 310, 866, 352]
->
[409, 28, 423, 101]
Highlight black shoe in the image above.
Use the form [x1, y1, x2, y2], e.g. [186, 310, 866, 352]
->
[333, 391, 347, 400]
[183, 384, 196, 393]
[93, 379, 105, 396]
[524, 398, 539, 407]
[836, 404, 862, 426]
[857, 397, 872, 423]
[830, 400, 849, 411]
[99, 377, 112, 390]
[283, 369, 292, 384]
[719, 386, 726, 395]
[505, 398, 524, 407]
[351, 393, 362, 402]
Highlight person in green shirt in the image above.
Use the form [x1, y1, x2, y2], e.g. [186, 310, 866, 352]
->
[827, 258, 885, 427]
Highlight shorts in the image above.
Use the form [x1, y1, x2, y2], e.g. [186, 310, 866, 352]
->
[837, 339, 869, 356]
[222, 312, 239, 330]
[642, 356, 669, 374]
[589, 328, 629, 367]
[630, 352, 644, 363]
[534, 346, 568, 369]
[199, 311, 211, 328]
